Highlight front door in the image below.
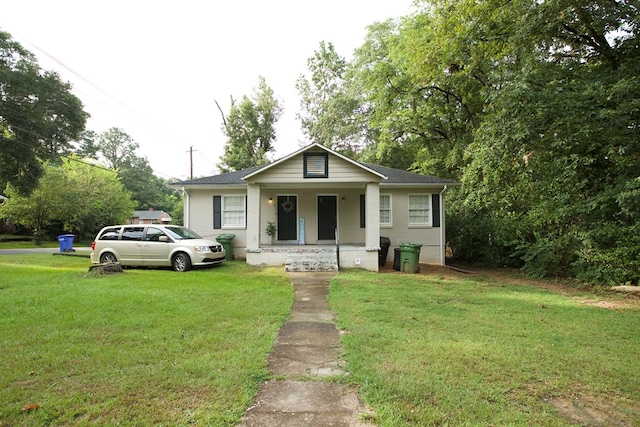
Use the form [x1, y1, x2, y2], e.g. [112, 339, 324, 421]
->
[277, 195, 297, 241]
[317, 195, 337, 241]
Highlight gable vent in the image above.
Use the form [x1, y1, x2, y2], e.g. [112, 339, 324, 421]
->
[304, 153, 328, 178]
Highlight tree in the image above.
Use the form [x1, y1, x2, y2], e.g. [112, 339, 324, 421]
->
[117, 157, 180, 211]
[74, 130, 100, 160]
[92, 127, 139, 170]
[296, 41, 364, 156]
[60, 157, 136, 239]
[395, 0, 640, 283]
[80, 127, 180, 211]
[307, 0, 639, 282]
[0, 165, 68, 242]
[0, 159, 135, 241]
[0, 30, 88, 195]
[216, 76, 282, 172]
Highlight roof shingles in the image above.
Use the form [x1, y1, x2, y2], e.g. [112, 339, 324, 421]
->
[171, 163, 457, 187]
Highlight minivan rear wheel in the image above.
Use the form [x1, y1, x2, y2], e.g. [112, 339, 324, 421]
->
[100, 252, 117, 264]
[172, 252, 191, 272]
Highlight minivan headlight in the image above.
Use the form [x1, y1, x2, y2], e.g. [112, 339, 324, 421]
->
[194, 246, 210, 253]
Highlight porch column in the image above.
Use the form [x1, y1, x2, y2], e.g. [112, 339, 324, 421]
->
[365, 182, 380, 248]
[246, 183, 261, 250]
[182, 189, 190, 228]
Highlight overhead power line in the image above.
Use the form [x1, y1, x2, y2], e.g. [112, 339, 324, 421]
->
[4, 29, 219, 179]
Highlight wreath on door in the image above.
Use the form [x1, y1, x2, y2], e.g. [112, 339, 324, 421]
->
[281, 198, 294, 213]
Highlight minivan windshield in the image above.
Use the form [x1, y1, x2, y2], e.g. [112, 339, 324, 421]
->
[164, 226, 203, 240]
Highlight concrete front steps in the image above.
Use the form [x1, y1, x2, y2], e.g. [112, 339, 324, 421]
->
[284, 247, 339, 272]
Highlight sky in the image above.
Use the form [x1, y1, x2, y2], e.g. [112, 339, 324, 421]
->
[3, 0, 416, 180]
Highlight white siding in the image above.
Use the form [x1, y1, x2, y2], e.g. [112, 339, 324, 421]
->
[246, 150, 379, 184]
[186, 189, 248, 258]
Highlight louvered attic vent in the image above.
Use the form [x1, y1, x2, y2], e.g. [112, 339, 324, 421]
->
[303, 152, 328, 178]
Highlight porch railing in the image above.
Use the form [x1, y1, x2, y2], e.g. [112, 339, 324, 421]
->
[335, 228, 340, 270]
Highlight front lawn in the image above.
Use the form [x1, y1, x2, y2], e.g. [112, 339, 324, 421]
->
[330, 269, 640, 426]
[0, 255, 292, 426]
[3, 254, 638, 426]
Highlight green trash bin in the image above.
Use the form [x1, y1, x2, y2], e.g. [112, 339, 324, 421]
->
[399, 242, 422, 273]
[216, 234, 235, 261]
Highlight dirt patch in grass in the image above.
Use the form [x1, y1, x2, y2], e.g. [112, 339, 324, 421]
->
[542, 393, 637, 427]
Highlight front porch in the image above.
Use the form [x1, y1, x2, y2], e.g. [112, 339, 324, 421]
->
[245, 244, 381, 272]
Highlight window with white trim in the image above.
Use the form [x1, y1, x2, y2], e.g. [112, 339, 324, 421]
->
[222, 195, 246, 228]
[408, 194, 431, 226]
[380, 194, 392, 226]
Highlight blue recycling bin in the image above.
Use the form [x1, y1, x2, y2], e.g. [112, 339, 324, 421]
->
[57, 234, 75, 252]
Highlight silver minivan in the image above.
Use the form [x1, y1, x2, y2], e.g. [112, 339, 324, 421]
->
[90, 224, 226, 272]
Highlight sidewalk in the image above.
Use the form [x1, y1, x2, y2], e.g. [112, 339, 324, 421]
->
[237, 272, 374, 426]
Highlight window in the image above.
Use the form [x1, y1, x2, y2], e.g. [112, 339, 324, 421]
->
[408, 194, 431, 226]
[121, 227, 144, 241]
[214, 195, 246, 229]
[303, 152, 328, 178]
[99, 226, 122, 240]
[380, 194, 392, 226]
[144, 227, 165, 242]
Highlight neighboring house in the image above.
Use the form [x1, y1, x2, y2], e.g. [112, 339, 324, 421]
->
[130, 208, 172, 225]
[170, 143, 459, 272]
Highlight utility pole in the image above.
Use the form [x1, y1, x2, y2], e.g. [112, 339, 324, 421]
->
[187, 146, 197, 179]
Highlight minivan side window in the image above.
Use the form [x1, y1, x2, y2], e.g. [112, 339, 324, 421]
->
[145, 227, 166, 242]
[121, 227, 144, 241]
[99, 227, 122, 240]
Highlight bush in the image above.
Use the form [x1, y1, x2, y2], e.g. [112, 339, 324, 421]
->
[520, 233, 579, 279]
[573, 224, 640, 285]
[447, 210, 522, 267]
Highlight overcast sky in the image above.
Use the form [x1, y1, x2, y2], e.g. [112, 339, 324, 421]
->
[3, 0, 415, 180]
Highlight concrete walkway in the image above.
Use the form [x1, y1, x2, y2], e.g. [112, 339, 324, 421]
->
[237, 272, 374, 426]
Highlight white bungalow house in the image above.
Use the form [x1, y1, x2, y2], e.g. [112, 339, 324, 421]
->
[171, 143, 459, 272]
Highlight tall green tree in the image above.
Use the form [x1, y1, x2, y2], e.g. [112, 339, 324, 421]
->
[80, 127, 179, 211]
[391, 0, 640, 283]
[0, 165, 68, 242]
[449, 0, 640, 282]
[296, 41, 364, 156]
[0, 30, 88, 195]
[305, 0, 639, 282]
[60, 157, 135, 239]
[0, 159, 134, 241]
[216, 76, 282, 172]
[92, 127, 139, 170]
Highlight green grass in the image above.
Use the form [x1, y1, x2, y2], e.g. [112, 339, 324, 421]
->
[330, 270, 640, 426]
[4, 254, 639, 426]
[0, 255, 293, 426]
[0, 236, 60, 249]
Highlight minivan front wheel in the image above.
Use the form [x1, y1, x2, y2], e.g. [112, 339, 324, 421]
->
[172, 252, 192, 272]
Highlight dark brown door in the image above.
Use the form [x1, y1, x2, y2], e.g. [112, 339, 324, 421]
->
[317, 196, 337, 241]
